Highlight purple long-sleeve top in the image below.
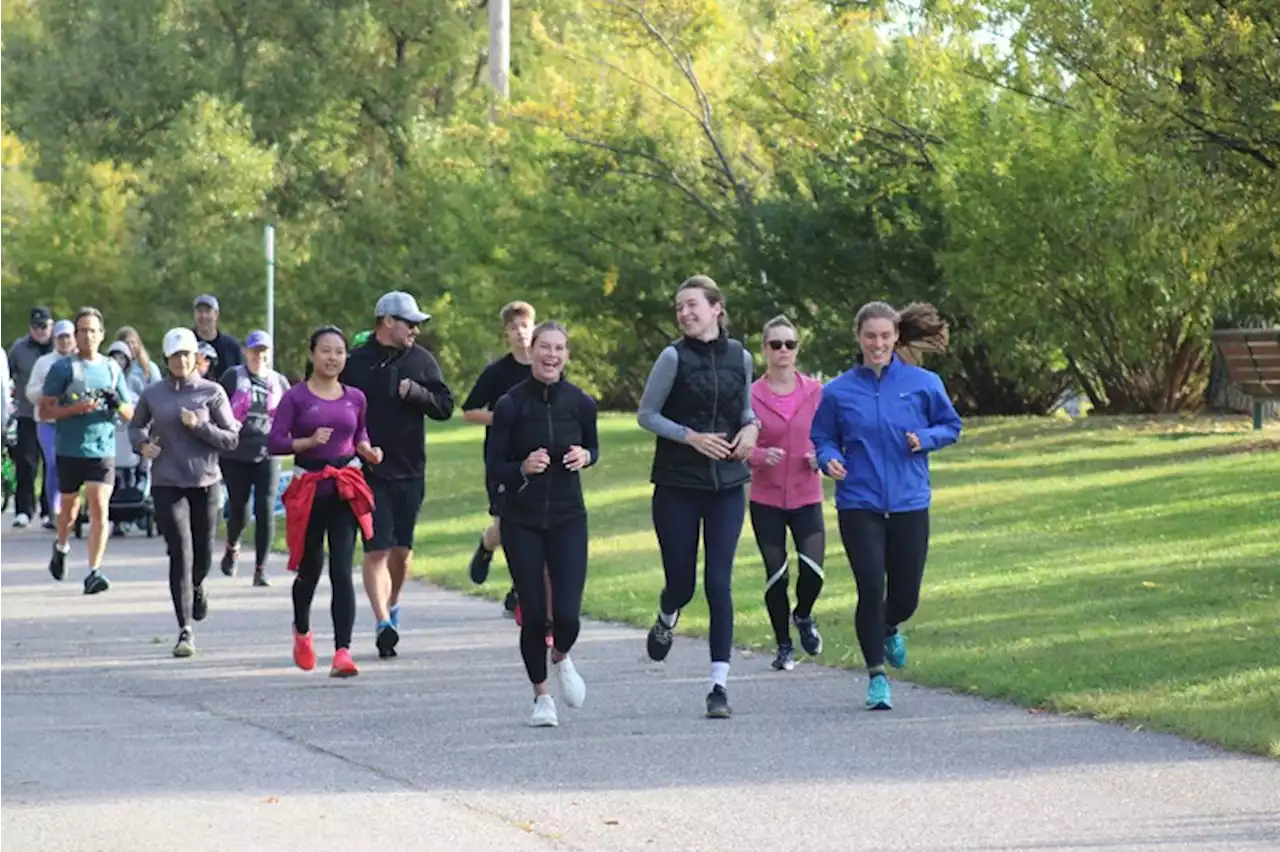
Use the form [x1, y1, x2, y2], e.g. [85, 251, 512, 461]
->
[268, 382, 369, 464]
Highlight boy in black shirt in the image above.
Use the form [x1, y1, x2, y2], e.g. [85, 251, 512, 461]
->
[462, 301, 535, 615]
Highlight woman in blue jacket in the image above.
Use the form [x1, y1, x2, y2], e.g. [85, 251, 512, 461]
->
[810, 301, 961, 711]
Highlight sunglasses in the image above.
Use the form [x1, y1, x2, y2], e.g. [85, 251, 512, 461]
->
[394, 317, 421, 330]
[767, 339, 798, 351]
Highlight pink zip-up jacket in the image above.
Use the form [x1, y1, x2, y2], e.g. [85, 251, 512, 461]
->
[748, 372, 825, 509]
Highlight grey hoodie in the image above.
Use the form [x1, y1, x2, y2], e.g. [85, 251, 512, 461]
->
[8, 335, 53, 419]
[129, 376, 240, 489]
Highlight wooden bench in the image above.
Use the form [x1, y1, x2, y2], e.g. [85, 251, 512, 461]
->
[1211, 328, 1280, 430]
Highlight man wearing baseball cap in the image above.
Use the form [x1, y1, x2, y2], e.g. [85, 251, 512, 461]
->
[7, 306, 56, 528]
[341, 291, 454, 658]
[192, 294, 243, 378]
[25, 320, 78, 521]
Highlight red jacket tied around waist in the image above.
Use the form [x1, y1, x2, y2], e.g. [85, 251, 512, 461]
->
[281, 466, 375, 571]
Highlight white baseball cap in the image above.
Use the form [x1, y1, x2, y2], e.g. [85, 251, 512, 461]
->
[162, 327, 199, 358]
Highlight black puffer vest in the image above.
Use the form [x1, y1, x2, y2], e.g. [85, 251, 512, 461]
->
[650, 334, 751, 491]
[496, 378, 590, 529]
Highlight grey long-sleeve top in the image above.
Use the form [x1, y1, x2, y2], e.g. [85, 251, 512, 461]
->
[128, 376, 240, 489]
[636, 344, 757, 442]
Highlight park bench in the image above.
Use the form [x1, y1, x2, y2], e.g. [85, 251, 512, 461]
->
[1211, 328, 1280, 430]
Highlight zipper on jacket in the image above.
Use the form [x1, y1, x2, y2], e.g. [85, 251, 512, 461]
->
[543, 383, 554, 528]
[710, 345, 720, 489]
[875, 371, 890, 514]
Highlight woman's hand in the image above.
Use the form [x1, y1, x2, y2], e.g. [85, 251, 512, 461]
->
[138, 440, 161, 460]
[906, 432, 922, 453]
[729, 423, 759, 460]
[522, 448, 551, 475]
[179, 408, 200, 429]
[305, 427, 334, 450]
[687, 431, 733, 460]
[825, 458, 847, 480]
[357, 442, 383, 465]
[764, 447, 786, 467]
[563, 445, 591, 471]
[805, 450, 818, 471]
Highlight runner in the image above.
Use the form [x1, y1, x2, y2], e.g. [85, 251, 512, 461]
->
[486, 321, 597, 727]
[461, 301, 534, 616]
[341, 292, 453, 659]
[8, 306, 55, 528]
[192, 295, 242, 377]
[38, 307, 135, 593]
[25, 321, 77, 526]
[810, 301, 962, 711]
[219, 330, 290, 587]
[114, 327, 163, 386]
[270, 325, 383, 678]
[195, 342, 218, 379]
[747, 316, 826, 672]
[129, 328, 241, 657]
[637, 275, 760, 719]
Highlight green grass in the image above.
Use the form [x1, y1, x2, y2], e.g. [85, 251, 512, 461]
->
[307, 414, 1280, 756]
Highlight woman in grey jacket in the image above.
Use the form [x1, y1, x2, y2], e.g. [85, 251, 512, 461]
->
[129, 328, 241, 658]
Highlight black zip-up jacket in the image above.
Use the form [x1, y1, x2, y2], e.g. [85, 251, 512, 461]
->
[486, 377, 599, 530]
[341, 339, 453, 480]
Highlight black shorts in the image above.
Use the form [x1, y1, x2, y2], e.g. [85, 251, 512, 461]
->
[363, 475, 425, 552]
[56, 456, 115, 494]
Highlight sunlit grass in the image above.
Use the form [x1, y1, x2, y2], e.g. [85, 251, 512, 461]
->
[291, 413, 1280, 756]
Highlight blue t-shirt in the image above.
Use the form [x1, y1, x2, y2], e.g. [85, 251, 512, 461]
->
[42, 355, 134, 459]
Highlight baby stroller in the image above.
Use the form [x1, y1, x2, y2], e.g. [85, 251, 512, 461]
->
[75, 422, 155, 538]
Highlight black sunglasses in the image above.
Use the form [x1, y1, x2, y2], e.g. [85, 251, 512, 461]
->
[767, 339, 798, 351]
[394, 317, 421, 330]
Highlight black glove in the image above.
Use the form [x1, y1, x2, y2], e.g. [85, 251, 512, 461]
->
[100, 390, 120, 412]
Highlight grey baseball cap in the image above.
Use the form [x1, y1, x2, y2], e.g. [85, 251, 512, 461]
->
[193, 294, 220, 312]
[375, 291, 430, 324]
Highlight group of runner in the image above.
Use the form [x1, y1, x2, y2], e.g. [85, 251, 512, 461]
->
[6, 275, 961, 725]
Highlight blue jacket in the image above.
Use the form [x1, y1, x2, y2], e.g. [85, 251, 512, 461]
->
[810, 356, 962, 513]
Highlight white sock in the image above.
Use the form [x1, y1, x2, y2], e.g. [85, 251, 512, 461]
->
[659, 609, 678, 629]
[56, 542, 71, 554]
[710, 662, 730, 689]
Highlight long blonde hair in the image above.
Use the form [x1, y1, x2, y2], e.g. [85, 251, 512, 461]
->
[115, 326, 153, 377]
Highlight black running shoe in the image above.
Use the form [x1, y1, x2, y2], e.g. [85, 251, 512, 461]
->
[772, 643, 796, 671]
[503, 587, 519, 618]
[252, 568, 270, 587]
[49, 542, 67, 581]
[83, 571, 110, 595]
[221, 546, 239, 577]
[376, 623, 400, 659]
[705, 685, 732, 719]
[793, 614, 823, 655]
[469, 540, 494, 585]
[646, 616, 675, 662]
[193, 585, 208, 621]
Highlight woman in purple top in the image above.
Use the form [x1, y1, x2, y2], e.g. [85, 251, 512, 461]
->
[269, 326, 382, 678]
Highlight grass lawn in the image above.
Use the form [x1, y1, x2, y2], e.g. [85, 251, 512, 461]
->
[279, 413, 1280, 756]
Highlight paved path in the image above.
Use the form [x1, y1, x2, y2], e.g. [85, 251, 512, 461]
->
[2, 527, 1278, 852]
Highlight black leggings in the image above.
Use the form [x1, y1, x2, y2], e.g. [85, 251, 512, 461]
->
[292, 490, 358, 651]
[154, 485, 220, 629]
[502, 516, 588, 684]
[221, 457, 280, 568]
[838, 509, 929, 669]
[749, 501, 826, 647]
[14, 417, 48, 518]
[652, 484, 746, 664]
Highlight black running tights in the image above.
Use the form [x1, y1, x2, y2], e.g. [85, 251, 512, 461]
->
[292, 490, 358, 651]
[837, 509, 929, 669]
[750, 501, 826, 648]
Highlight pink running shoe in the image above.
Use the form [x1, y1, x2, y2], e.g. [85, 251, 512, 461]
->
[293, 627, 316, 671]
[330, 648, 359, 678]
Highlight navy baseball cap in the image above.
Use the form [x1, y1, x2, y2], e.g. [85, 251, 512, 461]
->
[30, 306, 52, 326]
[244, 330, 272, 350]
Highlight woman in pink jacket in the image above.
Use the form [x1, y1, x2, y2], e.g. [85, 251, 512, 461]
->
[748, 316, 827, 672]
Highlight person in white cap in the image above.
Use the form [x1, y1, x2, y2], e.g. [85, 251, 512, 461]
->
[192, 294, 242, 376]
[130, 328, 241, 657]
[38, 307, 135, 594]
[25, 320, 77, 524]
[341, 291, 454, 658]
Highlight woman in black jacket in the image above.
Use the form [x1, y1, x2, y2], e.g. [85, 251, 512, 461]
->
[486, 321, 599, 729]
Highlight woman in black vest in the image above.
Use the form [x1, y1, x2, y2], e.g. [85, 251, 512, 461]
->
[486, 321, 599, 728]
[637, 275, 760, 719]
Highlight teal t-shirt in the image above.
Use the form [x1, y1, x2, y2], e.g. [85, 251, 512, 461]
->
[42, 355, 133, 459]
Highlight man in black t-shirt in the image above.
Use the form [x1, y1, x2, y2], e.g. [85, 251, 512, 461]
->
[461, 301, 535, 616]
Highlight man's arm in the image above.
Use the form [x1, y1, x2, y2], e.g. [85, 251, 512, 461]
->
[399, 350, 454, 421]
[461, 364, 495, 426]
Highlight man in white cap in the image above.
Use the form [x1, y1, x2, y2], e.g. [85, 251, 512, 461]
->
[26, 320, 79, 522]
[38, 307, 134, 594]
[341, 291, 454, 658]
[192, 294, 242, 377]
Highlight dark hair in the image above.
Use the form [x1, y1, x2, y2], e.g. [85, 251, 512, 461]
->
[308, 324, 347, 351]
[676, 275, 729, 330]
[531, 320, 569, 347]
[73, 307, 104, 331]
[854, 301, 949, 350]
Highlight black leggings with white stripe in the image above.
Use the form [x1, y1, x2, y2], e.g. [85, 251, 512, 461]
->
[749, 501, 826, 648]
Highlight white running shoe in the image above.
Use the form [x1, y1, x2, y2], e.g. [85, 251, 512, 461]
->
[13, 513, 31, 529]
[555, 655, 586, 709]
[529, 694, 559, 727]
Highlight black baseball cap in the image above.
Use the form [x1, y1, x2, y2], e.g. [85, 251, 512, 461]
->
[30, 306, 52, 327]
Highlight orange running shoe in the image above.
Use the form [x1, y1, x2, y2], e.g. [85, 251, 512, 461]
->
[330, 648, 359, 678]
[293, 627, 316, 671]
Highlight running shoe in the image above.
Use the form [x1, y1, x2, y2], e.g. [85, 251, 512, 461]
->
[705, 685, 732, 719]
[389, 603, 400, 630]
[221, 545, 239, 577]
[771, 643, 796, 671]
[866, 674, 893, 711]
[794, 614, 823, 655]
[330, 648, 359, 678]
[555, 656, 586, 709]
[42, 516, 55, 530]
[193, 584, 208, 621]
[293, 627, 316, 671]
[503, 587, 519, 618]
[83, 570, 109, 595]
[468, 540, 493, 585]
[646, 615, 675, 662]
[252, 568, 270, 587]
[376, 620, 399, 659]
[49, 541, 68, 581]
[529, 694, 558, 727]
[13, 513, 30, 529]
[173, 628, 195, 658]
[884, 632, 907, 669]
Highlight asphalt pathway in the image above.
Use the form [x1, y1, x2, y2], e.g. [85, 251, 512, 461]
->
[2, 526, 1278, 851]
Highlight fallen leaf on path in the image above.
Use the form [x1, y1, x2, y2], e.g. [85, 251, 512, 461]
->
[261, 796, 280, 804]
[604, 819, 620, 825]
